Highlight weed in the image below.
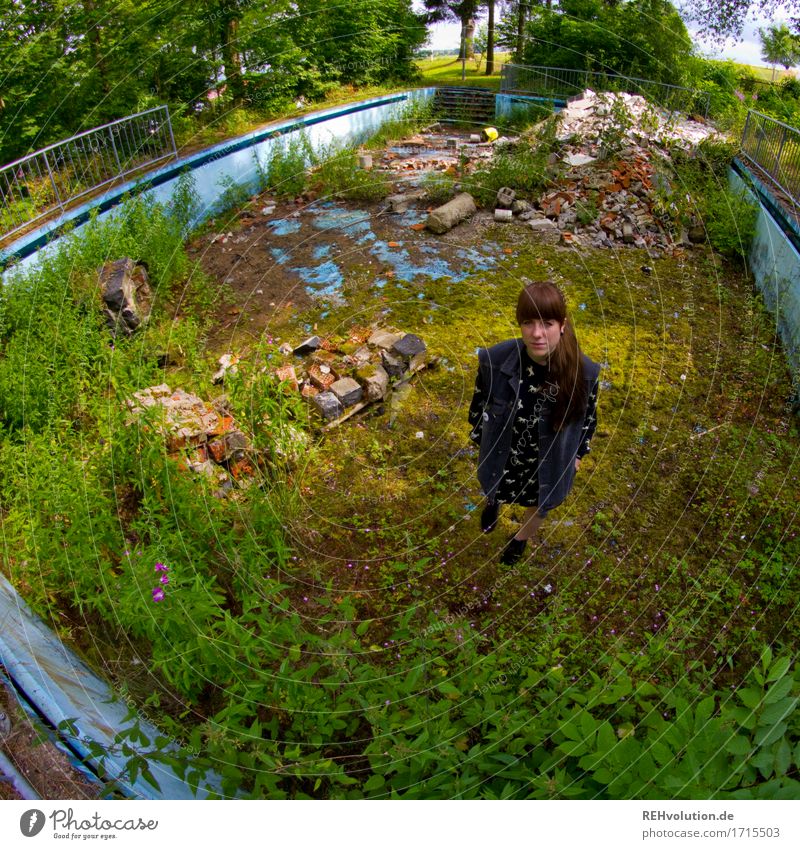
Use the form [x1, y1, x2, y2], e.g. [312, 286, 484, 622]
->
[260, 133, 314, 199]
[420, 172, 457, 206]
[310, 142, 390, 202]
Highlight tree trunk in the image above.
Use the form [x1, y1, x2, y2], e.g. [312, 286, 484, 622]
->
[464, 17, 476, 58]
[221, 13, 245, 106]
[516, 1, 527, 61]
[485, 0, 495, 76]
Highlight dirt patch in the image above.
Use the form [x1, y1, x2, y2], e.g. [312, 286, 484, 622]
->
[0, 678, 100, 800]
[187, 129, 513, 353]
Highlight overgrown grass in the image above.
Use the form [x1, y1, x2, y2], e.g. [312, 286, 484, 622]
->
[462, 117, 558, 205]
[2, 101, 800, 801]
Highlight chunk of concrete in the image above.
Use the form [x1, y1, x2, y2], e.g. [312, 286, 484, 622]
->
[496, 187, 516, 209]
[426, 192, 477, 235]
[98, 258, 151, 337]
[212, 353, 239, 384]
[528, 217, 557, 231]
[391, 333, 426, 360]
[381, 350, 406, 378]
[330, 377, 363, 407]
[312, 391, 344, 421]
[622, 222, 635, 244]
[359, 364, 389, 401]
[564, 152, 597, 167]
[293, 335, 321, 356]
[368, 328, 404, 349]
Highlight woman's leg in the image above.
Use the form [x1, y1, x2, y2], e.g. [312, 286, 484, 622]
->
[500, 507, 544, 564]
[514, 507, 544, 541]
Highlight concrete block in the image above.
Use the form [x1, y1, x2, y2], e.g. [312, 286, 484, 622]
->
[391, 333, 426, 359]
[330, 377, 363, 407]
[312, 391, 344, 421]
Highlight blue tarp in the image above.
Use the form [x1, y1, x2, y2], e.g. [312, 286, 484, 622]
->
[0, 574, 228, 799]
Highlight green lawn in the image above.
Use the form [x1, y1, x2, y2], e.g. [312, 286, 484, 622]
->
[415, 53, 512, 90]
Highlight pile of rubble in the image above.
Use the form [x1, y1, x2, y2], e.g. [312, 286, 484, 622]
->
[493, 90, 727, 252]
[127, 385, 256, 496]
[122, 325, 432, 495]
[271, 324, 432, 425]
[557, 89, 720, 152]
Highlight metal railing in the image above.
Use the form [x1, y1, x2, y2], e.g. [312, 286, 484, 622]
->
[500, 64, 710, 117]
[0, 106, 177, 240]
[741, 110, 800, 209]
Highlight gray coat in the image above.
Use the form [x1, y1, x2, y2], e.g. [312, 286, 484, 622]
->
[468, 338, 601, 516]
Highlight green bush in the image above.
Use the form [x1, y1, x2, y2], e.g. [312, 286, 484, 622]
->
[462, 136, 550, 206]
[310, 143, 391, 202]
[259, 133, 314, 199]
[419, 172, 457, 206]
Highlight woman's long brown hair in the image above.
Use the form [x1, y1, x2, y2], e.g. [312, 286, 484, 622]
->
[516, 281, 587, 430]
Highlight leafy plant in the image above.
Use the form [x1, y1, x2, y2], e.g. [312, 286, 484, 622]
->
[310, 142, 390, 202]
[260, 133, 314, 199]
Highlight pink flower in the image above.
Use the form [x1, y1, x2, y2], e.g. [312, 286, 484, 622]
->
[155, 562, 169, 572]
[159, 575, 169, 585]
[152, 587, 165, 602]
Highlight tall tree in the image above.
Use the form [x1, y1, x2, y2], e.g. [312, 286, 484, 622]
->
[485, 0, 496, 74]
[424, 1, 481, 60]
[684, 0, 800, 41]
[759, 23, 800, 81]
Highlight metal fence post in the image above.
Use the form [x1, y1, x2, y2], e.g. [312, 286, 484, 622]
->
[165, 107, 177, 159]
[108, 125, 122, 175]
[741, 111, 751, 154]
[774, 125, 788, 181]
[42, 150, 63, 211]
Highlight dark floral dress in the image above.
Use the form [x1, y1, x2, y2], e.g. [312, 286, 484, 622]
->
[469, 353, 599, 507]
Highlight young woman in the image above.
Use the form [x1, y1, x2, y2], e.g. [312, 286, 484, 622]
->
[468, 281, 601, 564]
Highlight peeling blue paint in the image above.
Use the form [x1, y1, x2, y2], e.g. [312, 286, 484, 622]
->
[311, 207, 372, 236]
[291, 260, 344, 297]
[268, 218, 302, 236]
[270, 247, 291, 265]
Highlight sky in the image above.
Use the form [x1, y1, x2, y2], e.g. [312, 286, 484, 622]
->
[416, 4, 785, 70]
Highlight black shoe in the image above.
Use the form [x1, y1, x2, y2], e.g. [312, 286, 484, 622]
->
[500, 535, 527, 565]
[480, 500, 499, 533]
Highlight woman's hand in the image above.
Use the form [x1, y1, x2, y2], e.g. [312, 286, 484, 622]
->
[575, 457, 582, 472]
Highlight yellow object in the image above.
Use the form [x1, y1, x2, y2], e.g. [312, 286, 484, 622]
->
[481, 127, 499, 142]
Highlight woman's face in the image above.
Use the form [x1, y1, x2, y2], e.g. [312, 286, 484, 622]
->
[520, 317, 564, 362]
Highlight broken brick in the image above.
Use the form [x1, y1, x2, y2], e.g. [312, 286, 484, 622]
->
[308, 363, 336, 391]
[207, 439, 227, 463]
[274, 364, 299, 391]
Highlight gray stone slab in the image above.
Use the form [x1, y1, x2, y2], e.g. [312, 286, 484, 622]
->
[312, 391, 344, 420]
[293, 335, 321, 356]
[330, 377, 363, 407]
[391, 333, 426, 359]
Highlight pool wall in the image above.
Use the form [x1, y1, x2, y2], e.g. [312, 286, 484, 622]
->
[731, 164, 800, 388]
[1, 88, 436, 275]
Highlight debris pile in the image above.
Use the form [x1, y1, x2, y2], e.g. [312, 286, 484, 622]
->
[514, 90, 726, 253]
[98, 258, 152, 337]
[126, 385, 256, 496]
[272, 324, 433, 426]
[557, 90, 720, 152]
